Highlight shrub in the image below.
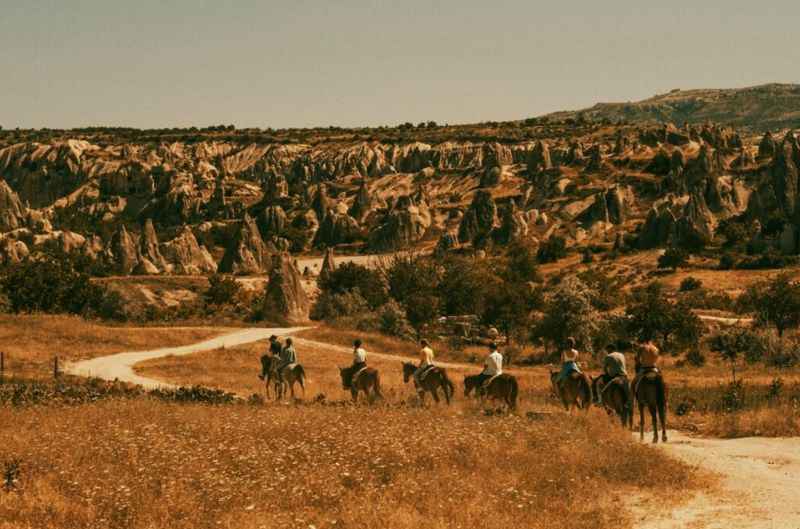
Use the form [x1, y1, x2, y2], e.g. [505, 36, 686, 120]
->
[685, 349, 706, 367]
[204, 274, 240, 306]
[0, 253, 120, 320]
[537, 236, 567, 264]
[718, 253, 736, 270]
[738, 273, 800, 336]
[310, 289, 371, 322]
[679, 277, 702, 292]
[377, 300, 415, 339]
[657, 247, 688, 270]
[318, 262, 388, 309]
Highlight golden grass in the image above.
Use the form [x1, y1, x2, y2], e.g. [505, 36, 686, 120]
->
[702, 405, 800, 438]
[0, 314, 222, 379]
[0, 400, 701, 529]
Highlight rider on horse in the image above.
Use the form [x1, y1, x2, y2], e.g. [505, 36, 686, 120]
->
[413, 339, 436, 397]
[474, 342, 503, 388]
[277, 337, 298, 382]
[594, 343, 632, 412]
[259, 335, 283, 381]
[555, 337, 582, 392]
[343, 339, 368, 389]
[632, 341, 660, 395]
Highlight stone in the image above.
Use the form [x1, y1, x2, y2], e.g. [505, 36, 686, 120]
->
[110, 225, 140, 275]
[320, 247, 336, 279]
[0, 180, 26, 232]
[527, 141, 552, 175]
[263, 253, 310, 324]
[139, 219, 166, 272]
[219, 213, 273, 275]
[161, 225, 218, 275]
[369, 195, 429, 251]
[458, 190, 497, 245]
[758, 131, 776, 160]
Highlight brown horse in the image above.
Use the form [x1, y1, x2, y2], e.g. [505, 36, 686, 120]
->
[634, 370, 668, 443]
[402, 362, 455, 405]
[463, 374, 519, 410]
[592, 375, 633, 428]
[261, 355, 306, 400]
[550, 370, 592, 412]
[339, 366, 382, 403]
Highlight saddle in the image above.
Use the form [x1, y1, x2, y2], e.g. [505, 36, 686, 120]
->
[419, 365, 436, 382]
[352, 365, 368, 384]
[482, 373, 501, 388]
[280, 363, 297, 376]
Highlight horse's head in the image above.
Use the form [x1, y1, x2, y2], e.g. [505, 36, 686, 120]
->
[401, 362, 415, 383]
[338, 367, 348, 389]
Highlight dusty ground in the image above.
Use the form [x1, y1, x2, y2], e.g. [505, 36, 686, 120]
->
[629, 431, 800, 529]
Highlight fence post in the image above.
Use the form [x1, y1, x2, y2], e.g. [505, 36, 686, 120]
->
[53, 356, 59, 380]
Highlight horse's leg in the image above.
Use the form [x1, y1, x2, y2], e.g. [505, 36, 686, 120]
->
[443, 381, 451, 405]
[650, 405, 659, 444]
[431, 387, 440, 404]
[639, 398, 645, 442]
[289, 380, 296, 400]
[659, 399, 668, 443]
[351, 387, 358, 403]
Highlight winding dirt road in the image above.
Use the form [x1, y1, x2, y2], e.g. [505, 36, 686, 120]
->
[64, 327, 305, 389]
[65, 328, 798, 528]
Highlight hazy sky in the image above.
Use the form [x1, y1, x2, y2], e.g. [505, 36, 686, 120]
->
[2, 0, 798, 129]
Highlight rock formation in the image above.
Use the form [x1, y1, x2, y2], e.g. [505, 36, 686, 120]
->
[161, 226, 217, 274]
[218, 214, 273, 274]
[263, 253, 310, 324]
[458, 190, 497, 246]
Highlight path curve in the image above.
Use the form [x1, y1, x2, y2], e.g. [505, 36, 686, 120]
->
[629, 430, 800, 529]
[65, 327, 306, 389]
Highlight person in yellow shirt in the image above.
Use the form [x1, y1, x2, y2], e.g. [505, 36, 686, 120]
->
[413, 339, 435, 395]
[555, 337, 582, 390]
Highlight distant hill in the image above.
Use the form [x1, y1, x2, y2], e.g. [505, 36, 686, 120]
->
[543, 83, 800, 131]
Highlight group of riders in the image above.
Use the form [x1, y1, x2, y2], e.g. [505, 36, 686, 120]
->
[259, 333, 662, 412]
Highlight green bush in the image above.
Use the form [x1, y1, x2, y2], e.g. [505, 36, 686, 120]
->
[679, 277, 702, 292]
[536, 236, 567, 264]
[318, 262, 388, 309]
[657, 247, 688, 270]
[0, 254, 120, 319]
[310, 288, 371, 322]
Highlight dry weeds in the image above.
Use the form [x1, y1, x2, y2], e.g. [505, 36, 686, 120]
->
[0, 400, 699, 529]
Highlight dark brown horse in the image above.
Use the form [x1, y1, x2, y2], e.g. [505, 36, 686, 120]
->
[463, 373, 519, 410]
[258, 354, 279, 399]
[634, 370, 668, 443]
[260, 355, 306, 400]
[592, 375, 633, 428]
[402, 362, 455, 405]
[339, 366, 382, 403]
[550, 370, 592, 412]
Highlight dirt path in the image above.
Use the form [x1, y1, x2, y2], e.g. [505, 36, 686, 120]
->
[629, 430, 800, 529]
[65, 327, 306, 389]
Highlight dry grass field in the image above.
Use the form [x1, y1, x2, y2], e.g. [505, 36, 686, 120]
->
[0, 315, 222, 380]
[0, 398, 702, 529]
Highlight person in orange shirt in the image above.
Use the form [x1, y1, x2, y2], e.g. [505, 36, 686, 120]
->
[632, 341, 660, 396]
[413, 339, 435, 395]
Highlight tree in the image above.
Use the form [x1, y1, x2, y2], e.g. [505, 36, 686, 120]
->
[0, 253, 114, 318]
[482, 279, 541, 345]
[625, 282, 703, 352]
[657, 246, 688, 270]
[738, 273, 800, 337]
[318, 262, 388, 309]
[204, 274, 240, 306]
[533, 277, 599, 354]
[537, 236, 567, 264]
[382, 255, 441, 335]
[437, 256, 493, 316]
[709, 327, 762, 383]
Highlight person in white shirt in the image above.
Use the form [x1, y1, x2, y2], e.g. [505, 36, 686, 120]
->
[556, 337, 582, 389]
[344, 339, 367, 389]
[475, 342, 504, 387]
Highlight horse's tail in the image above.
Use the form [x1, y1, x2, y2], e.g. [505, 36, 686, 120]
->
[441, 369, 455, 400]
[579, 374, 592, 410]
[296, 365, 306, 392]
[656, 376, 667, 420]
[372, 371, 383, 400]
[508, 376, 519, 410]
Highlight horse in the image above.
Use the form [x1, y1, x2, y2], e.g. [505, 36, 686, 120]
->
[463, 373, 519, 411]
[261, 355, 306, 400]
[550, 370, 592, 412]
[339, 366, 382, 403]
[634, 370, 668, 443]
[401, 362, 455, 405]
[258, 354, 279, 399]
[591, 375, 633, 428]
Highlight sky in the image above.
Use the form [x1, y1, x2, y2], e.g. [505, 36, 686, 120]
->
[1, 0, 799, 129]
